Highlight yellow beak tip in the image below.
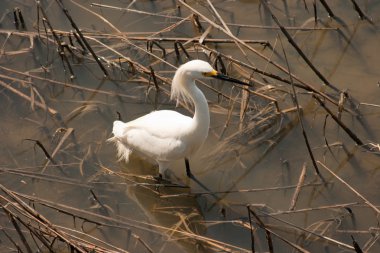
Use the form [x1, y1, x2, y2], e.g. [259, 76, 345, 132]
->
[204, 69, 218, 77]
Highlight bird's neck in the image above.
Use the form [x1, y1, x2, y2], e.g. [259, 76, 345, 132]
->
[186, 80, 210, 135]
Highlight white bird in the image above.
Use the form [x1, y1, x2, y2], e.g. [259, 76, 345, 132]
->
[110, 59, 247, 179]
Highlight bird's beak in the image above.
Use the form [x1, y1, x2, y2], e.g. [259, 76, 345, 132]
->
[207, 70, 252, 86]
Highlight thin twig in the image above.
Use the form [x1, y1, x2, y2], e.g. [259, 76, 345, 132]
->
[24, 139, 56, 165]
[319, 0, 335, 18]
[0, 184, 88, 253]
[0, 80, 57, 115]
[255, 209, 355, 250]
[317, 161, 380, 215]
[279, 35, 320, 176]
[42, 128, 74, 173]
[54, 0, 109, 77]
[3, 208, 33, 253]
[260, 0, 341, 93]
[313, 94, 364, 147]
[349, 0, 374, 24]
[289, 163, 307, 210]
[248, 207, 274, 253]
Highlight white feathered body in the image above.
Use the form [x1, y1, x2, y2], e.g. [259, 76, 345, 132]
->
[113, 110, 207, 162]
[111, 60, 212, 174]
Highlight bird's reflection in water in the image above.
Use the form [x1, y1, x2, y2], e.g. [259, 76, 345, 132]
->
[122, 153, 211, 252]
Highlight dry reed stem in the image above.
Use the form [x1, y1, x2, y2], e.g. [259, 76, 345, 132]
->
[0, 66, 133, 99]
[0, 184, 88, 253]
[313, 94, 364, 146]
[319, 0, 335, 18]
[91, 3, 182, 20]
[269, 202, 359, 216]
[349, 0, 374, 23]
[160, 182, 324, 198]
[128, 36, 269, 45]
[70, 0, 121, 33]
[5, 188, 250, 252]
[247, 208, 256, 252]
[317, 161, 380, 215]
[289, 163, 307, 211]
[260, 0, 340, 93]
[91, 2, 338, 31]
[279, 34, 320, 175]
[362, 232, 380, 252]
[0, 79, 57, 115]
[196, 44, 354, 114]
[37, 2, 75, 79]
[178, 0, 349, 105]
[248, 208, 274, 252]
[54, 0, 109, 76]
[41, 128, 74, 173]
[3, 206, 33, 253]
[10, 13, 349, 123]
[255, 209, 355, 250]
[1, 1, 378, 252]
[240, 218, 311, 253]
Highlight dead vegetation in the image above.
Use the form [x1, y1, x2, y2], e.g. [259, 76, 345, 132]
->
[0, 0, 379, 252]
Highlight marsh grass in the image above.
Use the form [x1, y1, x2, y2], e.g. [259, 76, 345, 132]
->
[0, 1, 379, 252]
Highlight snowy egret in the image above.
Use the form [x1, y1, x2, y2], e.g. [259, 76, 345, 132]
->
[110, 59, 247, 179]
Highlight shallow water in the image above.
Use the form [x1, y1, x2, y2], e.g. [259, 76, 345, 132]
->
[0, 1, 379, 252]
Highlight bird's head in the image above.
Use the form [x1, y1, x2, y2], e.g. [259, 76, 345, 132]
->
[179, 59, 215, 79]
[171, 60, 250, 104]
[178, 59, 250, 85]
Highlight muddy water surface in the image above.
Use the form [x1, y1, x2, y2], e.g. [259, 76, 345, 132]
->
[0, 1, 379, 252]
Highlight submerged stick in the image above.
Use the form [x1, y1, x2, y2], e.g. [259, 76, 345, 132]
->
[248, 207, 274, 253]
[319, 0, 335, 18]
[37, 3, 75, 79]
[54, 0, 109, 77]
[247, 207, 256, 253]
[0, 80, 57, 115]
[24, 139, 56, 165]
[313, 94, 364, 146]
[42, 128, 74, 173]
[17, 8, 26, 29]
[279, 35, 321, 176]
[349, 0, 374, 24]
[256, 209, 355, 250]
[4, 208, 33, 253]
[351, 235, 364, 253]
[13, 8, 19, 29]
[241, 217, 311, 253]
[0, 184, 88, 253]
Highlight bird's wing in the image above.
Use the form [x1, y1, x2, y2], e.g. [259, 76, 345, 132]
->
[114, 110, 192, 161]
[124, 127, 187, 161]
[126, 110, 192, 139]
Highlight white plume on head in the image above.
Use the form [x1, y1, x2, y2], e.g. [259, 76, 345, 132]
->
[170, 60, 213, 106]
[171, 68, 192, 107]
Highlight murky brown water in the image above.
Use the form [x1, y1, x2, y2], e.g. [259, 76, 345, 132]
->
[0, 1, 379, 252]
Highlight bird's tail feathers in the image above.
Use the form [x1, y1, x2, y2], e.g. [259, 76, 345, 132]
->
[107, 136, 132, 163]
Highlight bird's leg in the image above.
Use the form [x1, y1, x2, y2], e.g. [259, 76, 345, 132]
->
[157, 162, 168, 182]
[184, 158, 221, 203]
[185, 158, 193, 177]
[154, 173, 163, 182]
